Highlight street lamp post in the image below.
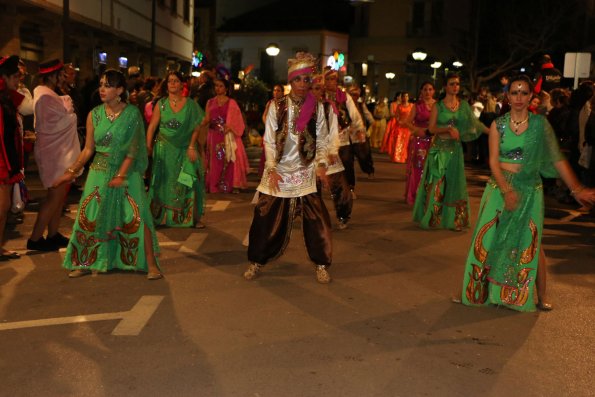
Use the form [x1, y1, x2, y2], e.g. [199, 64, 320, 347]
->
[430, 61, 442, 84]
[385, 72, 395, 100]
[266, 43, 280, 84]
[411, 48, 427, 92]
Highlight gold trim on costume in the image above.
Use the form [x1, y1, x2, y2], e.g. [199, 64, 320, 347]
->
[519, 219, 538, 265]
[473, 210, 501, 264]
[78, 186, 101, 232]
[121, 190, 141, 234]
[465, 263, 489, 304]
[500, 267, 533, 306]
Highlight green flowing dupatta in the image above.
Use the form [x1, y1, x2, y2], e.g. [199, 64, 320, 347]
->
[412, 101, 484, 230]
[457, 100, 486, 142]
[94, 105, 150, 241]
[64, 105, 158, 273]
[150, 98, 205, 226]
[484, 113, 564, 311]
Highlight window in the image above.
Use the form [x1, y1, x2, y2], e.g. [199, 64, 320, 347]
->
[430, 0, 443, 35]
[171, 0, 178, 16]
[229, 49, 242, 81]
[412, 1, 425, 34]
[260, 50, 274, 84]
[183, 0, 190, 23]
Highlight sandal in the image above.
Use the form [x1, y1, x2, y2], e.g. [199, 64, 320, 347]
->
[147, 272, 163, 280]
[537, 301, 553, 311]
[68, 269, 92, 278]
[0, 250, 21, 259]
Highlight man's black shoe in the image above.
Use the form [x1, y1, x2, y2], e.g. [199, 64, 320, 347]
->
[46, 232, 70, 248]
[27, 237, 59, 252]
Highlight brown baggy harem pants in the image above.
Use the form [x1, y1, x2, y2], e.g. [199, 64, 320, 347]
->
[247, 193, 332, 267]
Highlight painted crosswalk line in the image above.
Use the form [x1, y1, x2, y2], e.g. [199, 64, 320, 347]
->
[0, 295, 164, 336]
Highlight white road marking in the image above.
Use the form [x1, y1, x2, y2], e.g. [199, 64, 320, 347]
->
[206, 200, 230, 211]
[111, 295, 164, 335]
[178, 233, 207, 253]
[158, 241, 180, 247]
[0, 295, 164, 336]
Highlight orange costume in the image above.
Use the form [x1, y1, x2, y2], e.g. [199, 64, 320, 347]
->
[391, 102, 413, 163]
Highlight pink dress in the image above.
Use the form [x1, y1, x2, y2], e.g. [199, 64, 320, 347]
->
[205, 98, 248, 193]
[404, 101, 432, 205]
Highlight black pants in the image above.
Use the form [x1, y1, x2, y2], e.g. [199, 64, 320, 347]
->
[339, 145, 356, 189]
[328, 171, 353, 221]
[247, 193, 332, 267]
[352, 138, 375, 175]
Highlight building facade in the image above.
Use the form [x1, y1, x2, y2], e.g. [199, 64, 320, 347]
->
[0, 0, 195, 80]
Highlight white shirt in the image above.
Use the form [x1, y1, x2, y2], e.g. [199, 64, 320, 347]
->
[337, 93, 365, 146]
[258, 95, 329, 198]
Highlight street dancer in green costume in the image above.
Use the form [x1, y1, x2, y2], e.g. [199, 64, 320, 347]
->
[55, 69, 162, 280]
[146, 71, 205, 228]
[413, 72, 488, 231]
[457, 75, 595, 312]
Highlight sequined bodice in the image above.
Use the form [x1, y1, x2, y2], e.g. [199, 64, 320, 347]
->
[497, 114, 526, 163]
[208, 99, 229, 132]
[413, 102, 431, 128]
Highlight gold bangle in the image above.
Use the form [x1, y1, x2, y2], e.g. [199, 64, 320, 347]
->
[67, 167, 77, 175]
[571, 185, 585, 196]
[115, 173, 127, 179]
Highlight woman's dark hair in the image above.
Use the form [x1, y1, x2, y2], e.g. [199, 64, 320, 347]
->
[569, 80, 594, 110]
[215, 77, 231, 97]
[507, 74, 534, 94]
[549, 88, 569, 107]
[162, 71, 185, 96]
[417, 81, 435, 102]
[419, 81, 435, 92]
[143, 77, 157, 92]
[157, 78, 168, 98]
[167, 71, 185, 84]
[102, 69, 128, 102]
[444, 72, 460, 83]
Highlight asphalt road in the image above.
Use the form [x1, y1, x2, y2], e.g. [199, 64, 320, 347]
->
[1, 151, 594, 397]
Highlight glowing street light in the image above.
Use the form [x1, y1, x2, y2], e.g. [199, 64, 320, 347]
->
[412, 49, 427, 61]
[452, 60, 463, 68]
[265, 43, 280, 57]
[265, 43, 280, 84]
[385, 72, 396, 80]
[411, 49, 428, 91]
